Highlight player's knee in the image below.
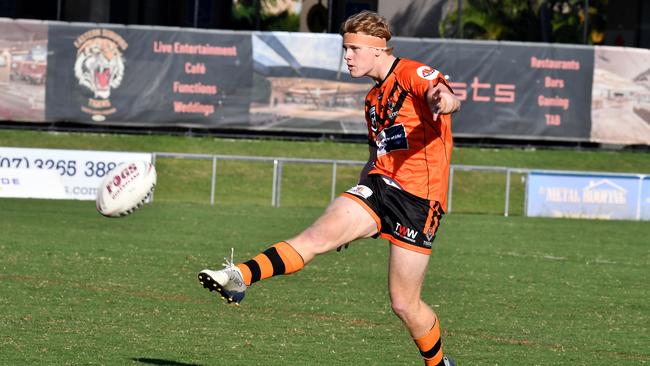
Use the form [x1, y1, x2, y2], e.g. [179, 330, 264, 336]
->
[390, 296, 418, 320]
[292, 228, 334, 256]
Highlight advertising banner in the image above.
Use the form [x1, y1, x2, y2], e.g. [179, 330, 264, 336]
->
[396, 39, 594, 141]
[45, 24, 252, 127]
[0, 168, 67, 199]
[1, 18, 649, 146]
[0, 147, 151, 200]
[526, 171, 642, 220]
[244, 34, 595, 140]
[591, 46, 650, 145]
[0, 18, 47, 122]
[247, 32, 371, 134]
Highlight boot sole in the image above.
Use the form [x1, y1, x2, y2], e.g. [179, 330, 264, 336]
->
[198, 272, 242, 305]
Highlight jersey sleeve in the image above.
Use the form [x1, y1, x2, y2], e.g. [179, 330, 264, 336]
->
[404, 63, 453, 99]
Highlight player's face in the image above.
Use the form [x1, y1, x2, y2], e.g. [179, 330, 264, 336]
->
[342, 44, 377, 78]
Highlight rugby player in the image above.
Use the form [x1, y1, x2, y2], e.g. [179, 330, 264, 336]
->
[199, 10, 460, 366]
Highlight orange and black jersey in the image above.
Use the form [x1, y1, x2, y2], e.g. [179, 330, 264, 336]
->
[365, 58, 454, 211]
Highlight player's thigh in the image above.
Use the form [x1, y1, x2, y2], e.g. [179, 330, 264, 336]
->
[290, 195, 378, 254]
[388, 244, 430, 301]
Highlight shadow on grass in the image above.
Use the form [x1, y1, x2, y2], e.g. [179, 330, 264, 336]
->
[131, 358, 202, 366]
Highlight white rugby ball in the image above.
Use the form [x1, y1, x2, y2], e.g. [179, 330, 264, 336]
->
[96, 161, 157, 217]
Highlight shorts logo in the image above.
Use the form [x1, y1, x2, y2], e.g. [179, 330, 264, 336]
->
[381, 177, 401, 190]
[346, 184, 373, 199]
[425, 227, 435, 241]
[394, 222, 418, 242]
[416, 65, 439, 81]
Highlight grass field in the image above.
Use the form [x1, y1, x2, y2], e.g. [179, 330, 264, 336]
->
[1, 199, 648, 365]
[1, 129, 649, 365]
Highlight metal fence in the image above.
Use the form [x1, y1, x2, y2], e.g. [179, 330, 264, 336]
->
[152, 152, 527, 215]
[152, 152, 650, 221]
[448, 164, 531, 216]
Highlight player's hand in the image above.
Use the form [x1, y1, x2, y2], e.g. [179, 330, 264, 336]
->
[426, 79, 459, 119]
[426, 80, 442, 121]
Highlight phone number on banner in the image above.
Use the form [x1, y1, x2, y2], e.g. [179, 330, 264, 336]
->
[0, 147, 152, 200]
[0, 156, 118, 178]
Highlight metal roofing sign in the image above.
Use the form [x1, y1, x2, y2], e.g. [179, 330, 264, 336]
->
[526, 171, 647, 221]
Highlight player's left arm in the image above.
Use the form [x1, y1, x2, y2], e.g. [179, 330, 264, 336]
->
[426, 80, 460, 121]
[358, 145, 377, 184]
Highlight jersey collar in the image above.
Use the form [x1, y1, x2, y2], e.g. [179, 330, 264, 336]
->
[375, 58, 401, 88]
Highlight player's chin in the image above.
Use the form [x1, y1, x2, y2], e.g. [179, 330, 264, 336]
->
[348, 68, 364, 78]
[350, 69, 366, 78]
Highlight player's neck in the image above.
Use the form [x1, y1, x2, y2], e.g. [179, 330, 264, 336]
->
[369, 54, 397, 83]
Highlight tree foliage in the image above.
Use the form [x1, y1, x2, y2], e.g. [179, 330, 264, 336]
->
[439, 0, 608, 44]
[232, 0, 299, 31]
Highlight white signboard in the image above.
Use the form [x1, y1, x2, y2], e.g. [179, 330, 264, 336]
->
[0, 168, 68, 199]
[0, 147, 152, 200]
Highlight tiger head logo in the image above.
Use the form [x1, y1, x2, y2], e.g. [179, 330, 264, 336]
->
[74, 36, 125, 99]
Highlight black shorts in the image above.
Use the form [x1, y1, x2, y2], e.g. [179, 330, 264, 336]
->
[341, 174, 445, 255]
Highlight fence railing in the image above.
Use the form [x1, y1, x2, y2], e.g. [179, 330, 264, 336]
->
[152, 152, 648, 220]
[152, 152, 526, 215]
[448, 165, 533, 216]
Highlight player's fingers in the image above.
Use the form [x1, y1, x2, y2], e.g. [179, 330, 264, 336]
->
[428, 86, 441, 102]
[430, 92, 441, 109]
[426, 81, 436, 96]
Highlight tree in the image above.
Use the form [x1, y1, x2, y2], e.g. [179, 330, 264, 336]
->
[439, 0, 607, 44]
[232, 0, 299, 31]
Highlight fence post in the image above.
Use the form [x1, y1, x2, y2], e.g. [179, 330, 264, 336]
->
[150, 152, 157, 202]
[272, 159, 283, 207]
[210, 156, 217, 206]
[448, 166, 454, 213]
[330, 161, 338, 202]
[636, 176, 644, 221]
[524, 172, 529, 217]
[505, 169, 511, 217]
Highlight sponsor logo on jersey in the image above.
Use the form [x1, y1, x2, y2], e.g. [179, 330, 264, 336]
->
[376, 124, 408, 156]
[369, 105, 378, 132]
[416, 65, 439, 81]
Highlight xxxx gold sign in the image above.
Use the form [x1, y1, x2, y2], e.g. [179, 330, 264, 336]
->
[73, 29, 128, 122]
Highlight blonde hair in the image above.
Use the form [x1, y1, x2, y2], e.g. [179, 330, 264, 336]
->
[340, 10, 393, 54]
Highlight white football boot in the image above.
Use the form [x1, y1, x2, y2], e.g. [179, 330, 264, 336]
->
[441, 356, 456, 366]
[198, 249, 247, 304]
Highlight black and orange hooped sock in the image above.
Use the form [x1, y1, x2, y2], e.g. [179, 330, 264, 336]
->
[414, 316, 445, 366]
[236, 241, 304, 286]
